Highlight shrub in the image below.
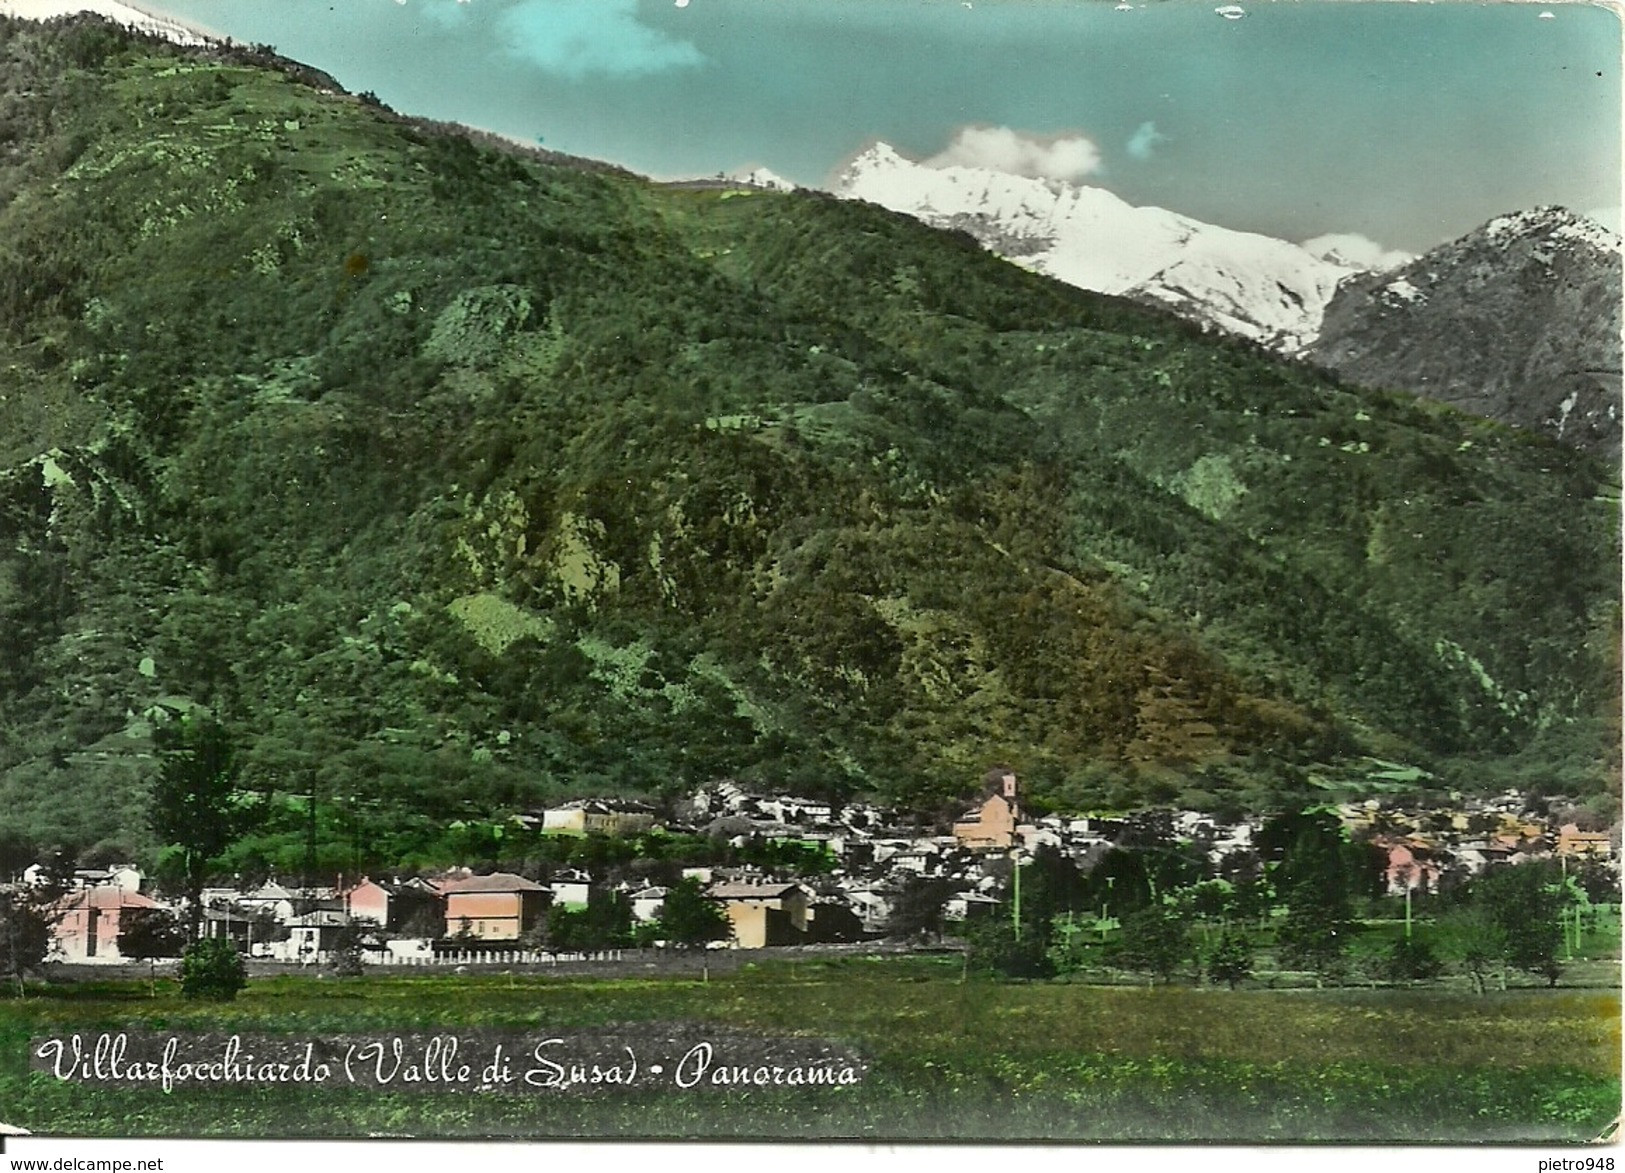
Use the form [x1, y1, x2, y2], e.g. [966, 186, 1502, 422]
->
[1205, 927, 1254, 989]
[964, 916, 1052, 979]
[1105, 902, 1193, 984]
[328, 926, 366, 977]
[180, 938, 247, 1001]
[1383, 935, 1444, 983]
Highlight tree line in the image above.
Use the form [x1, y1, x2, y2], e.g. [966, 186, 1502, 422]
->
[890, 807, 1607, 991]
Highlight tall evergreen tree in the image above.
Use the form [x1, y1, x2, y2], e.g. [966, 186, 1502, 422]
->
[1206, 926, 1254, 989]
[149, 712, 255, 941]
[885, 875, 954, 943]
[1260, 806, 1370, 983]
[1276, 884, 1352, 982]
[547, 887, 635, 951]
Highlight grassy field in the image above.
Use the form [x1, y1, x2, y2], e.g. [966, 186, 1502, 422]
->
[0, 955, 1616, 1142]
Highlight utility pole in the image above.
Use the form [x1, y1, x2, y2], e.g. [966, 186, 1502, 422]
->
[351, 794, 361, 877]
[1012, 849, 1022, 941]
[1404, 870, 1413, 941]
[305, 769, 318, 891]
[1005, 770, 1022, 940]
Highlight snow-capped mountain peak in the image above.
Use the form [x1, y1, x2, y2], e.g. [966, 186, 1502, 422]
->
[833, 141, 1363, 351]
[1481, 205, 1622, 254]
[1310, 205, 1623, 458]
[0, 0, 210, 45]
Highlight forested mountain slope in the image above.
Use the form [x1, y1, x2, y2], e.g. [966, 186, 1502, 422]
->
[0, 18, 1616, 858]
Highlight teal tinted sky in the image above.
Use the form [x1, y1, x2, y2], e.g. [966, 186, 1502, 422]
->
[141, 0, 1621, 253]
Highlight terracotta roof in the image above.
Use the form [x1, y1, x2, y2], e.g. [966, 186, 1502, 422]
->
[341, 878, 394, 896]
[59, 887, 162, 911]
[438, 872, 548, 894]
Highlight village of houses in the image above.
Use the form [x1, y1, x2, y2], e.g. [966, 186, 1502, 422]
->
[16, 772, 1619, 970]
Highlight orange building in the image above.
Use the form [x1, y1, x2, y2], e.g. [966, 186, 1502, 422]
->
[953, 769, 1020, 851]
[437, 872, 549, 941]
[1557, 824, 1613, 859]
[705, 881, 808, 948]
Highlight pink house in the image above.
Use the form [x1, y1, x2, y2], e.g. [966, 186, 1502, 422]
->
[52, 887, 165, 963]
[341, 878, 393, 926]
[1383, 842, 1444, 896]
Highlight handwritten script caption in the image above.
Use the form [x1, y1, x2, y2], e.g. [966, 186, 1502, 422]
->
[31, 1029, 866, 1095]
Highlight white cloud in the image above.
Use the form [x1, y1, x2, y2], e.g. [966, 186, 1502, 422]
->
[497, 0, 704, 80]
[924, 125, 1103, 184]
[1125, 120, 1166, 161]
[1300, 232, 1414, 272]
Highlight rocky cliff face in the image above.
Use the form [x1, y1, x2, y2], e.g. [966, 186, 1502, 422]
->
[1307, 208, 1623, 460]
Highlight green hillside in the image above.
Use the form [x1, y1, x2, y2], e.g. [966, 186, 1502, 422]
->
[0, 17, 1616, 862]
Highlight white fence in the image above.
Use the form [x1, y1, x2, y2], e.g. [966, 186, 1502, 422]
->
[364, 948, 626, 967]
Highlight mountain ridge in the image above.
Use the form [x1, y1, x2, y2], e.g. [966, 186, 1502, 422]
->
[1309, 205, 1624, 459]
[834, 142, 1622, 456]
[0, 16, 1615, 860]
[834, 140, 1382, 352]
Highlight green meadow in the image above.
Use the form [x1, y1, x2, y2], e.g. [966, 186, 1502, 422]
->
[0, 956, 1616, 1142]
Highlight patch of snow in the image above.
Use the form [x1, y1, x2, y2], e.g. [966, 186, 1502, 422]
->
[1553, 389, 1579, 436]
[0, 0, 211, 44]
[1384, 277, 1424, 304]
[1479, 207, 1621, 255]
[1551, 215, 1622, 254]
